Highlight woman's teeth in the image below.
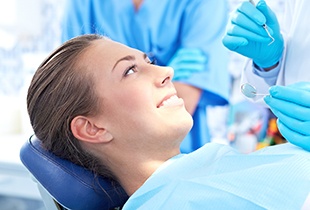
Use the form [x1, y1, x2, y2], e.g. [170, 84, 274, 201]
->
[161, 95, 182, 107]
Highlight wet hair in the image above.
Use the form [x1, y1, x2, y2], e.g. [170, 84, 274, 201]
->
[27, 34, 116, 181]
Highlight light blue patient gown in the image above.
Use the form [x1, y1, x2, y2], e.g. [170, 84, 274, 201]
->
[123, 143, 310, 209]
[62, 0, 231, 153]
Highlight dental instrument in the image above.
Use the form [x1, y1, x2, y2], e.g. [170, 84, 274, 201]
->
[249, 0, 275, 45]
[241, 83, 269, 98]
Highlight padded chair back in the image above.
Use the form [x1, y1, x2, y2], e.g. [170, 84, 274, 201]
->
[20, 135, 128, 210]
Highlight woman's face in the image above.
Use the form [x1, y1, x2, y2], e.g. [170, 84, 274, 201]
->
[81, 39, 193, 151]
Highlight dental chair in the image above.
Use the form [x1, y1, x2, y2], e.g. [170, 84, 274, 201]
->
[19, 135, 128, 210]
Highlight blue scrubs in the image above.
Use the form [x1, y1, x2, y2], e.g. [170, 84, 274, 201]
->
[123, 143, 310, 209]
[62, 0, 231, 153]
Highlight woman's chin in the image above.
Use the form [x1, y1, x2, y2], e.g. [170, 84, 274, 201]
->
[175, 115, 194, 140]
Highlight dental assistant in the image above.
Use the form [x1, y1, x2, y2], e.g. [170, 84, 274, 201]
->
[222, 0, 310, 150]
[61, 0, 231, 153]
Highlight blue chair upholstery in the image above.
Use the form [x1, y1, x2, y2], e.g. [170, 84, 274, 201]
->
[20, 135, 128, 210]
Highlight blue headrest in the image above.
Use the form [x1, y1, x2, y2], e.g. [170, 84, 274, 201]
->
[19, 135, 128, 210]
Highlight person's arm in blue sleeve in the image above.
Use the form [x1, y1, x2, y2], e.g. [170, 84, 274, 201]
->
[61, 0, 93, 42]
[264, 82, 310, 151]
[168, 48, 206, 115]
[222, 0, 284, 70]
[169, 0, 230, 114]
[168, 48, 206, 81]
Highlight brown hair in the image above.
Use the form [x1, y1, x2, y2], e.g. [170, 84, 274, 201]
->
[27, 34, 115, 181]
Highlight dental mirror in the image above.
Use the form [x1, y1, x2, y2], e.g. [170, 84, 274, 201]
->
[241, 83, 269, 98]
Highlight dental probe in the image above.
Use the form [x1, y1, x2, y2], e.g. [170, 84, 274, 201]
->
[248, 0, 275, 45]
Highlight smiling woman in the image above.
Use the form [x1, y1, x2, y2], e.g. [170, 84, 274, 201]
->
[27, 34, 193, 194]
[27, 34, 310, 209]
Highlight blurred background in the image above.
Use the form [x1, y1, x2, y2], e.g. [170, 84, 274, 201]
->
[0, 0, 284, 209]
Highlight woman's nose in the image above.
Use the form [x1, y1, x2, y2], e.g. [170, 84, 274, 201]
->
[155, 66, 174, 87]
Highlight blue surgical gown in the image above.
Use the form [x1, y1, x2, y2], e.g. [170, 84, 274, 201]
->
[123, 143, 310, 209]
[62, 0, 231, 153]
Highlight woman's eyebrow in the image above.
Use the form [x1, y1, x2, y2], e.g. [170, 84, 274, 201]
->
[112, 55, 135, 71]
[112, 53, 148, 71]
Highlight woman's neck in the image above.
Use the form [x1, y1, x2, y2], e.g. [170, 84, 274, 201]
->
[98, 139, 181, 195]
[108, 149, 180, 195]
[115, 159, 164, 195]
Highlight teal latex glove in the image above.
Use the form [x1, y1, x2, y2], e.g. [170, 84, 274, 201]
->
[222, 0, 284, 68]
[264, 82, 310, 151]
[168, 48, 206, 81]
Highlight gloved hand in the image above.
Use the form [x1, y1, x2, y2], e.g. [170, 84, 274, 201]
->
[168, 48, 206, 81]
[222, 0, 284, 68]
[264, 82, 310, 151]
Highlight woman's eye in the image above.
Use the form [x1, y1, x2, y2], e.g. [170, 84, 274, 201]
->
[126, 69, 135, 75]
[150, 59, 157, 65]
[124, 65, 136, 76]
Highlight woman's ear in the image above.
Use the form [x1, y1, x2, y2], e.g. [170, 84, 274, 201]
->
[71, 116, 113, 143]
